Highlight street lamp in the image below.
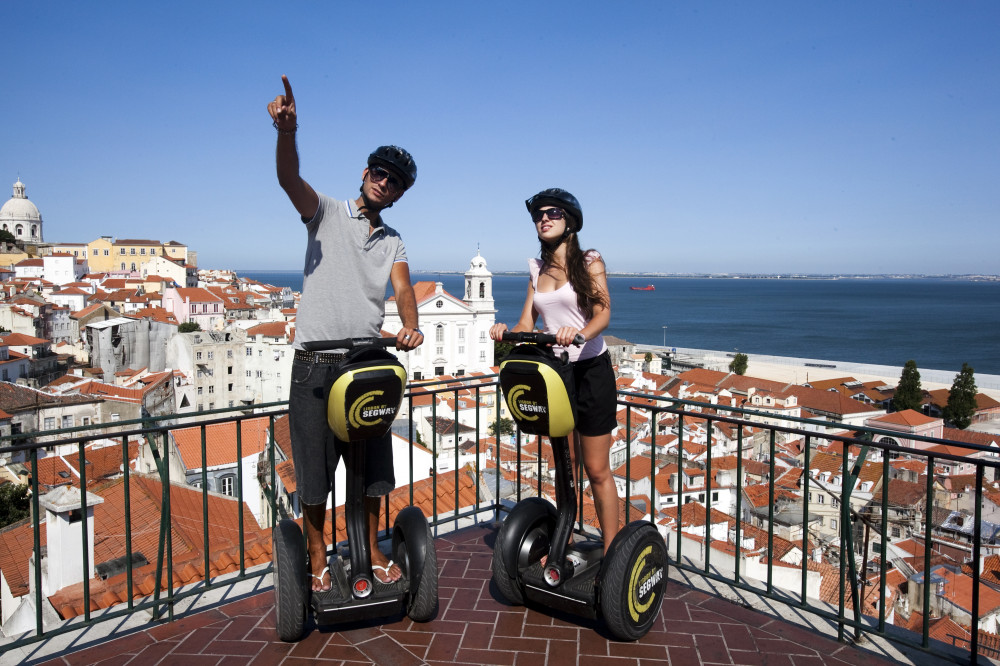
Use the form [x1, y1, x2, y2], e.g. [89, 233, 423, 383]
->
[662, 325, 668, 347]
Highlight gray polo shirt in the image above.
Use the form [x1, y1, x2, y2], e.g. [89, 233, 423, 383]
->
[294, 194, 407, 349]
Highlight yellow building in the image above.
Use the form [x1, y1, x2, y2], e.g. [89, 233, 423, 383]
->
[79, 237, 190, 275]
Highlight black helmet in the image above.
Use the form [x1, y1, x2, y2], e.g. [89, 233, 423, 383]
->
[525, 188, 582, 232]
[368, 145, 417, 189]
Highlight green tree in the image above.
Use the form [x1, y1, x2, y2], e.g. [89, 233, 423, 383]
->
[0, 482, 30, 528]
[178, 322, 201, 333]
[644, 352, 653, 368]
[494, 340, 515, 363]
[892, 360, 923, 412]
[488, 418, 515, 438]
[944, 363, 978, 429]
[729, 353, 748, 376]
[0, 229, 15, 243]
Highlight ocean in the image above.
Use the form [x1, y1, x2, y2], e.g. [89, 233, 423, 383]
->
[238, 270, 1000, 377]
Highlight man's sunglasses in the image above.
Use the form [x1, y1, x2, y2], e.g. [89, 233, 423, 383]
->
[531, 207, 566, 223]
[368, 165, 404, 192]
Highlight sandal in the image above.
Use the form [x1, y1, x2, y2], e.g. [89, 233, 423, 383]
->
[372, 560, 400, 584]
[309, 566, 332, 592]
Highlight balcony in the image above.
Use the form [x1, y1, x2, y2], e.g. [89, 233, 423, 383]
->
[0, 377, 996, 665]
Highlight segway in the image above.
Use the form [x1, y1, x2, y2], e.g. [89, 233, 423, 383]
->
[273, 337, 437, 642]
[491, 332, 667, 641]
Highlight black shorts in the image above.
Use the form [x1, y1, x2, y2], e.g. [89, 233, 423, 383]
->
[289, 357, 395, 506]
[572, 351, 617, 437]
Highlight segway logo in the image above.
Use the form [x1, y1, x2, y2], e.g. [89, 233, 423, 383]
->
[348, 390, 397, 428]
[628, 545, 664, 622]
[508, 384, 546, 422]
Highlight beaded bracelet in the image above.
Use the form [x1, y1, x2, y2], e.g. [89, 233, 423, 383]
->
[272, 120, 298, 135]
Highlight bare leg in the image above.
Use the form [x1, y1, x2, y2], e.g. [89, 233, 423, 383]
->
[302, 501, 331, 591]
[367, 496, 402, 583]
[578, 432, 619, 553]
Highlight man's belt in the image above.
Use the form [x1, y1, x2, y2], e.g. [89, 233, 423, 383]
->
[293, 349, 345, 364]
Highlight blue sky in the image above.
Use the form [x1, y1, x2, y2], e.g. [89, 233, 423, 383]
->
[4, 2, 998, 275]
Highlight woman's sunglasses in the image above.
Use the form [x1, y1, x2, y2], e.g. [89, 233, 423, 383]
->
[530, 208, 566, 223]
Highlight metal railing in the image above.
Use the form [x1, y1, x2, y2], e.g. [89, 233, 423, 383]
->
[1, 380, 997, 664]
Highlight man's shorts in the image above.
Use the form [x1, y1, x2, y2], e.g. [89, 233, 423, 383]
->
[289, 357, 395, 506]
[572, 350, 618, 437]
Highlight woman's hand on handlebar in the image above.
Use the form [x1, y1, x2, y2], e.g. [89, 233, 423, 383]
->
[555, 327, 585, 347]
[395, 327, 423, 351]
[489, 323, 508, 341]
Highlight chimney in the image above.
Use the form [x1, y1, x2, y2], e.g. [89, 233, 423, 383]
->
[38, 486, 105, 596]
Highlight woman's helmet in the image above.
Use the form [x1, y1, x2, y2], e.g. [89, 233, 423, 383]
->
[525, 188, 582, 232]
[368, 145, 417, 189]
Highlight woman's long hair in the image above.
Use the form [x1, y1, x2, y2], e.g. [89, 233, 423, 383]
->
[539, 228, 608, 320]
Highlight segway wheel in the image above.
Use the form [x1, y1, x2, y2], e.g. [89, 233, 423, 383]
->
[599, 522, 668, 641]
[393, 506, 438, 621]
[491, 497, 558, 605]
[272, 519, 307, 642]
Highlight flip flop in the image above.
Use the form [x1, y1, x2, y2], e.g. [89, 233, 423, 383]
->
[372, 560, 400, 584]
[309, 566, 332, 592]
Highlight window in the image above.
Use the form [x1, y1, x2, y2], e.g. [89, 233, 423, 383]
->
[458, 346, 465, 354]
[435, 366, 444, 376]
[246, 347, 252, 356]
[436, 325, 444, 343]
[196, 351, 202, 360]
[832, 497, 839, 508]
[92, 248, 98, 256]
[207, 351, 214, 360]
[227, 350, 233, 358]
[712, 492, 718, 501]
[228, 383, 233, 392]
[44, 417, 56, 430]
[219, 475, 236, 496]
[140, 248, 146, 255]
[228, 366, 233, 375]
[891, 527, 901, 538]
[120, 248, 126, 254]
[197, 387, 203, 395]
[130, 248, 136, 255]
[413, 372, 422, 381]
[830, 518, 838, 530]
[458, 328, 465, 341]
[104, 249, 109, 256]
[208, 386, 214, 394]
[817, 494, 825, 504]
[62, 416, 73, 428]
[480, 331, 486, 342]
[480, 351, 486, 361]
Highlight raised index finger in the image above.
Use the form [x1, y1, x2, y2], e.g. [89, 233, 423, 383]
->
[281, 75, 294, 100]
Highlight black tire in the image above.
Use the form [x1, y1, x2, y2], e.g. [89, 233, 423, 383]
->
[394, 508, 438, 622]
[599, 522, 668, 641]
[272, 519, 307, 642]
[491, 498, 557, 605]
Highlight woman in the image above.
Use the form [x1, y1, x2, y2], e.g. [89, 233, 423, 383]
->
[490, 188, 619, 551]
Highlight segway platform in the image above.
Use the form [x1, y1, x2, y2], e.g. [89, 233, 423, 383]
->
[310, 551, 409, 623]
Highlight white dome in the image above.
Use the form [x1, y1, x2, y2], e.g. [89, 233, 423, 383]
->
[0, 180, 42, 224]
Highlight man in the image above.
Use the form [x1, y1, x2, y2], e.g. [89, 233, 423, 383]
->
[268, 75, 424, 590]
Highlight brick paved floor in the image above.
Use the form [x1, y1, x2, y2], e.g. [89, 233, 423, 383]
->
[33, 523, 915, 665]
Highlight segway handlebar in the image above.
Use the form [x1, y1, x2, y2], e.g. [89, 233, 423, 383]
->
[500, 331, 586, 346]
[301, 337, 397, 352]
